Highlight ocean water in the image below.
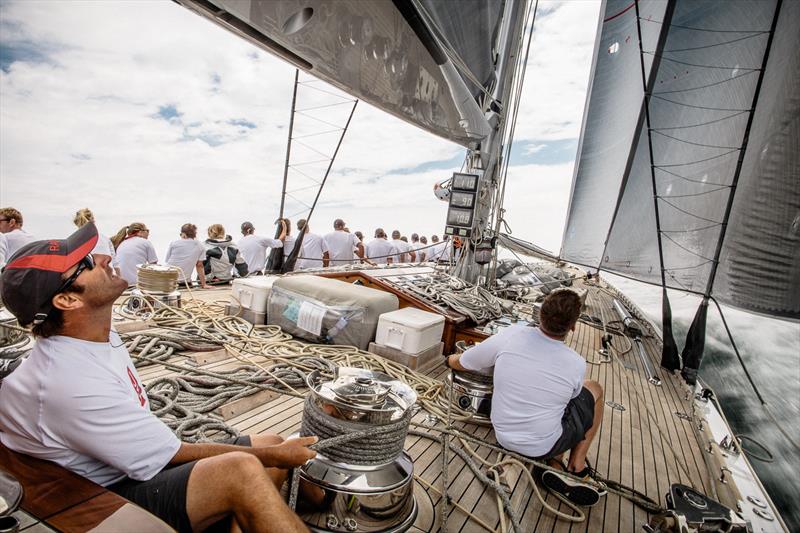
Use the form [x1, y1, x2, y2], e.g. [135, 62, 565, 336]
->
[607, 275, 800, 531]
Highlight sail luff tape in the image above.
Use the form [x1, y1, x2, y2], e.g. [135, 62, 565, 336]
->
[136, 264, 180, 294]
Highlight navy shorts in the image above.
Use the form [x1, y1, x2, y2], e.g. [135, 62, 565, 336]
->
[542, 387, 595, 459]
[108, 435, 251, 533]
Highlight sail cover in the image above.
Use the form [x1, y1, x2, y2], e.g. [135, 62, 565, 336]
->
[174, 0, 504, 146]
[562, 0, 799, 320]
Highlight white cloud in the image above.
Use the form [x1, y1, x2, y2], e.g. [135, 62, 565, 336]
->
[0, 0, 591, 258]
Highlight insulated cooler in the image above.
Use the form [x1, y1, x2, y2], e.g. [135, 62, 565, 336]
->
[230, 276, 280, 313]
[268, 275, 399, 349]
[375, 307, 445, 354]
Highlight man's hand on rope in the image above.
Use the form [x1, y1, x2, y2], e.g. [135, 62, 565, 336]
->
[263, 436, 318, 468]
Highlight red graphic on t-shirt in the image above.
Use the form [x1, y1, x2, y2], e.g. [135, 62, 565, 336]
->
[127, 367, 146, 406]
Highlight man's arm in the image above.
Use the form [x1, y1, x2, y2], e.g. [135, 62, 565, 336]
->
[355, 241, 365, 259]
[322, 251, 330, 267]
[195, 261, 208, 288]
[170, 436, 317, 469]
[447, 352, 469, 371]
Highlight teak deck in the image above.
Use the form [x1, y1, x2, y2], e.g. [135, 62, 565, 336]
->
[122, 279, 714, 532]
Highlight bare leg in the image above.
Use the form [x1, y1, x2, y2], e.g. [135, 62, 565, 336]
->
[566, 379, 604, 473]
[186, 451, 309, 533]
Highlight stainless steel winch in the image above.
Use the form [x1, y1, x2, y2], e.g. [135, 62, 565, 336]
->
[293, 367, 418, 532]
[124, 264, 182, 313]
[448, 341, 494, 425]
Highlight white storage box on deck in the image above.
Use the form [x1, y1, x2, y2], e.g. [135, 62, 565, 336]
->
[376, 307, 445, 354]
[230, 276, 279, 313]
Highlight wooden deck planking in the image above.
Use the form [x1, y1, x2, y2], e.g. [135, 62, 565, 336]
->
[125, 280, 716, 532]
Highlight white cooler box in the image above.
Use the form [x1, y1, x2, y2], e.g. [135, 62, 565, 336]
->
[376, 307, 445, 354]
[230, 276, 280, 314]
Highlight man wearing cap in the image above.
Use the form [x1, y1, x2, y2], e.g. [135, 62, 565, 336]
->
[0, 223, 316, 532]
[322, 219, 366, 266]
[238, 220, 286, 275]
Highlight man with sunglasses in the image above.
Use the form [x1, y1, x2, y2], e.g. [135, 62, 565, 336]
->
[0, 223, 316, 532]
[0, 207, 36, 259]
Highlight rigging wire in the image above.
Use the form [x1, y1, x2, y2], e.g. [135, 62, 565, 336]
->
[654, 147, 741, 168]
[657, 197, 724, 224]
[656, 185, 731, 199]
[649, 110, 749, 131]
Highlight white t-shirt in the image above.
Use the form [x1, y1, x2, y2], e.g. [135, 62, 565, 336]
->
[390, 239, 413, 263]
[3, 228, 36, 258]
[0, 233, 7, 269]
[460, 325, 586, 457]
[283, 235, 297, 260]
[296, 232, 329, 269]
[0, 332, 181, 487]
[238, 234, 282, 274]
[409, 241, 426, 262]
[165, 238, 207, 281]
[365, 238, 397, 264]
[116, 236, 158, 286]
[323, 231, 360, 265]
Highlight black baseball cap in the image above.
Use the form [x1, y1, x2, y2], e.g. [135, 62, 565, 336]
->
[1, 222, 98, 327]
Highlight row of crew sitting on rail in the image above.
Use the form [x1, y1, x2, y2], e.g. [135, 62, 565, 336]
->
[0, 223, 606, 532]
[109, 216, 455, 287]
[0, 206, 456, 284]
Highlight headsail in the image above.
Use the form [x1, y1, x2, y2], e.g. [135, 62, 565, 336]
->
[173, 0, 502, 146]
[562, 0, 799, 320]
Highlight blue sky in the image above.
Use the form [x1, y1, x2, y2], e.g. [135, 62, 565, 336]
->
[0, 0, 600, 256]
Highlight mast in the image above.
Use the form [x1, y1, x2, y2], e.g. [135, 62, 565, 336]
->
[453, 0, 530, 285]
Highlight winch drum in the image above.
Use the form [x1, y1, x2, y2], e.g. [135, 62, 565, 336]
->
[293, 368, 418, 533]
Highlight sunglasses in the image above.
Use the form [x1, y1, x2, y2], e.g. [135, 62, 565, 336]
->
[55, 255, 95, 295]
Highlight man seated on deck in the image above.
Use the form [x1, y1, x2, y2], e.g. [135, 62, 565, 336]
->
[0, 223, 316, 533]
[446, 289, 607, 506]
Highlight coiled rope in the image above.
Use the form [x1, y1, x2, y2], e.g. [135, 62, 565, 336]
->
[299, 396, 412, 465]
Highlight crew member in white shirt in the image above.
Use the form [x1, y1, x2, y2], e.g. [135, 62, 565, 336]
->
[323, 218, 367, 266]
[295, 219, 330, 269]
[447, 290, 606, 507]
[72, 208, 119, 275]
[365, 228, 396, 265]
[390, 230, 415, 263]
[281, 218, 297, 264]
[0, 223, 316, 533]
[238, 221, 285, 275]
[428, 235, 442, 262]
[409, 233, 426, 262]
[0, 233, 7, 270]
[164, 223, 208, 287]
[418, 236, 429, 262]
[111, 222, 158, 286]
[0, 207, 36, 258]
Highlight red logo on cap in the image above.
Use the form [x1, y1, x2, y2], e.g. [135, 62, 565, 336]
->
[49, 241, 61, 252]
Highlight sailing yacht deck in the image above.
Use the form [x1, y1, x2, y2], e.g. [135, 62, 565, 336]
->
[124, 278, 715, 533]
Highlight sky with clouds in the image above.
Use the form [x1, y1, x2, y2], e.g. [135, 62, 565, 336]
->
[0, 0, 600, 257]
